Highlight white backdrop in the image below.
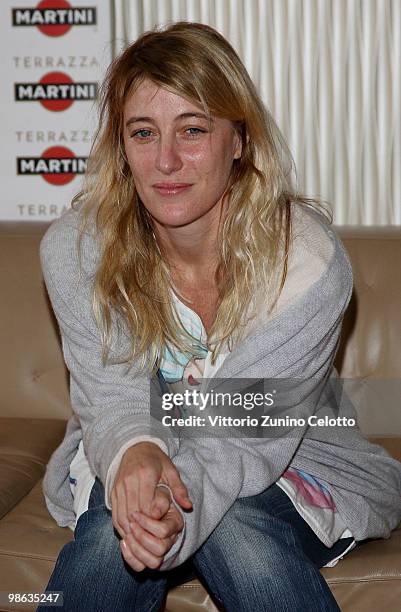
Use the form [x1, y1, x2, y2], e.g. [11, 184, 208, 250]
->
[0, 0, 112, 221]
[112, 0, 401, 226]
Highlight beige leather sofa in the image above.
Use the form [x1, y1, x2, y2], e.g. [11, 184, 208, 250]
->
[0, 221, 400, 611]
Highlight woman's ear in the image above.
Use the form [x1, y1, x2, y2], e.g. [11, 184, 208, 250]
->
[233, 126, 243, 160]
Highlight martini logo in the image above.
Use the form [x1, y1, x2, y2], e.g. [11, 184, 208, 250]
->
[17, 146, 87, 185]
[15, 72, 98, 111]
[12, 1, 96, 37]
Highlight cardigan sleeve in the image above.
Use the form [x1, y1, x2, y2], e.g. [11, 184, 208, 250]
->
[40, 209, 179, 517]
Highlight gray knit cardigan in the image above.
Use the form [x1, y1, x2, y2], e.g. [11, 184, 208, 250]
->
[40, 203, 401, 570]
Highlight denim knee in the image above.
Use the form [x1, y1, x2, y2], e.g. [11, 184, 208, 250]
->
[41, 478, 169, 612]
[193, 497, 341, 611]
[195, 492, 314, 587]
[77, 505, 118, 543]
[53, 513, 118, 585]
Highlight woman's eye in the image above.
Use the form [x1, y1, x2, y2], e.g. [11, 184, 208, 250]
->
[185, 127, 207, 137]
[131, 129, 152, 139]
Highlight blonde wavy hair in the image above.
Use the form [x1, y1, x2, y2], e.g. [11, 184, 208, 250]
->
[74, 21, 330, 374]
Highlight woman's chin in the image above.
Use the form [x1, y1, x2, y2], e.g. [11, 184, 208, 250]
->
[149, 209, 203, 229]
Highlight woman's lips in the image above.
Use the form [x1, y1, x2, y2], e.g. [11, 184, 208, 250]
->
[152, 183, 192, 196]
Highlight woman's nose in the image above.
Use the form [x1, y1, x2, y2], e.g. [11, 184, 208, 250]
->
[155, 136, 183, 174]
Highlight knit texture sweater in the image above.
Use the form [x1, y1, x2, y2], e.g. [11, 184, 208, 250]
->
[40, 203, 401, 571]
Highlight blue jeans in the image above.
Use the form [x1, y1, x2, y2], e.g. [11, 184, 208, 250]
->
[38, 477, 353, 611]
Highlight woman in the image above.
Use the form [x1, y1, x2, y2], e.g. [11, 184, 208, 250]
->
[38, 22, 401, 612]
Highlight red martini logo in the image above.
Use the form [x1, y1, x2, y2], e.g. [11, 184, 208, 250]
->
[17, 146, 87, 185]
[12, 1, 97, 37]
[15, 72, 98, 111]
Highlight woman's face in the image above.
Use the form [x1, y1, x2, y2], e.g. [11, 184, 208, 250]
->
[122, 79, 242, 229]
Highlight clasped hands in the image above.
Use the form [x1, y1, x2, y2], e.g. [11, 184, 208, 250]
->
[111, 442, 192, 572]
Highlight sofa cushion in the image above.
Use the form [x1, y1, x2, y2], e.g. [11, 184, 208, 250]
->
[0, 479, 71, 612]
[0, 418, 66, 520]
[0, 223, 71, 421]
[322, 524, 401, 611]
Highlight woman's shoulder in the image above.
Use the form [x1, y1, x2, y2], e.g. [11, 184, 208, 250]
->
[289, 202, 351, 277]
[289, 202, 335, 268]
[40, 203, 100, 299]
[272, 202, 353, 315]
[41, 201, 97, 252]
[41, 203, 99, 265]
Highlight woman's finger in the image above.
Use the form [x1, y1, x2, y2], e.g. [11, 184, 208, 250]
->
[149, 486, 171, 519]
[135, 466, 160, 517]
[122, 529, 164, 570]
[128, 519, 172, 557]
[162, 463, 193, 509]
[111, 486, 129, 538]
[122, 474, 141, 522]
[118, 479, 137, 534]
[120, 539, 146, 572]
[131, 507, 183, 539]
